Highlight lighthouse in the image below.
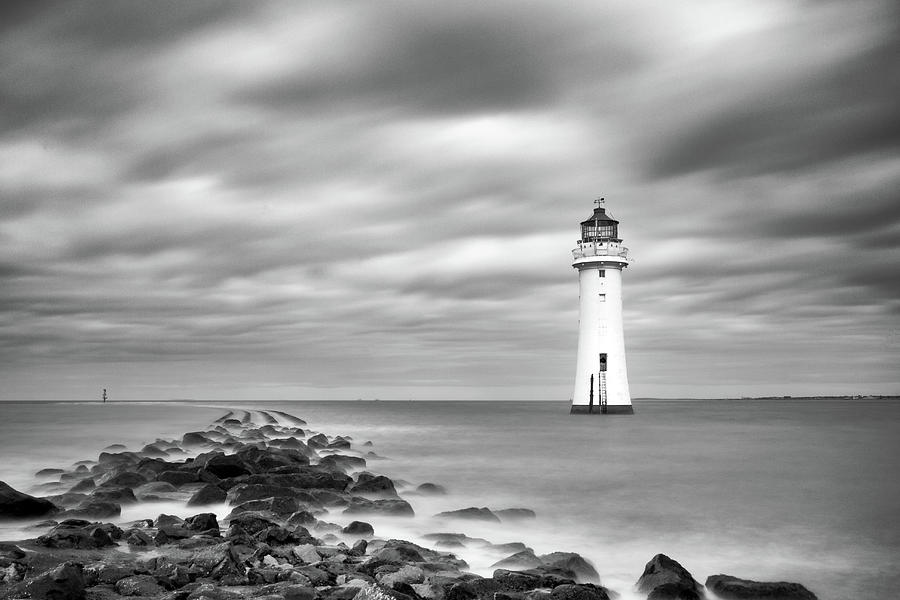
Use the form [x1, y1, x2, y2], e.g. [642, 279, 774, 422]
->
[571, 198, 633, 414]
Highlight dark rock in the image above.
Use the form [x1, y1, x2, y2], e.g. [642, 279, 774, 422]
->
[68, 500, 121, 518]
[0, 480, 58, 519]
[245, 470, 353, 491]
[205, 454, 253, 478]
[182, 432, 212, 446]
[141, 443, 170, 457]
[187, 484, 227, 506]
[350, 474, 398, 497]
[228, 496, 300, 518]
[307, 434, 328, 448]
[345, 498, 414, 517]
[0, 542, 26, 564]
[158, 470, 201, 486]
[287, 510, 318, 527]
[36, 468, 65, 477]
[228, 511, 279, 536]
[97, 451, 141, 465]
[83, 562, 134, 585]
[495, 508, 536, 521]
[227, 483, 298, 505]
[126, 528, 153, 546]
[97, 470, 148, 488]
[435, 507, 499, 522]
[318, 454, 367, 471]
[539, 553, 600, 584]
[69, 478, 96, 493]
[43, 493, 89, 507]
[705, 575, 818, 600]
[370, 542, 427, 563]
[491, 550, 543, 570]
[636, 554, 704, 597]
[26, 561, 85, 600]
[648, 582, 703, 600]
[185, 512, 220, 532]
[445, 577, 501, 600]
[490, 542, 531, 554]
[116, 574, 165, 596]
[157, 513, 187, 528]
[415, 483, 446, 495]
[342, 520, 375, 536]
[36, 520, 118, 549]
[90, 485, 137, 504]
[549, 584, 610, 600]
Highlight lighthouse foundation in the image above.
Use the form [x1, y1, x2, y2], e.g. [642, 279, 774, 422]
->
[569, 405, 634, 415]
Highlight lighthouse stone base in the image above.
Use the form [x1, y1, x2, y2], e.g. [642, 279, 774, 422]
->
[570, 405, 634, 415]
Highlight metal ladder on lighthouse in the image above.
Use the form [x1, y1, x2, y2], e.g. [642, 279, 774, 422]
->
[598, 372, 608, 414]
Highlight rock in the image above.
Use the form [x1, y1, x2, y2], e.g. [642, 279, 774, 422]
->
[434, 507, 499, 522]
[125, 528, 154, 546]
[307, 434, 328, 448]
[36, 519, 118, 548]
[97, 470, 148, 488]
[186, 512, 220, 532]
[158, 470, 201, 486]
[293, 544, 322, 564]
[116, 574, 165, 596]
[228, 511, 279, 536]
[0, 480, 58, 519]
[83, 562, 134, 585]
[287, 510, 318, 527]
[227, 483, 299, 505]
[636, 554, 704, 597]
[206, 454, 253, 478]
[369, 542, 426, 563]
[69, 478, 96, 493]
[495, 508, 536, 521]
[647, 582, 703, 600]
[36, 468, 65, 477]
[26, 561, 85, 600]
[140, 443, 170, 457]
[491, 550, 543, 570]
[188, 483, 227, 505]
[90, 485, 137, 504]
[229, 497, 302, 520]
[245, 470, 353, 491]
[415, 483, 446, 495]
[345, 498, 414, 517]
[549, 584, 610, 600]
[68, 499, 121, 518]
[97, 451, 141, 465]
[0, 542, 26, 564]
[43, 493, 89, 507]
[350, 474, 398, 497]
[539, 553, 600, 583]
[319, 454, 367, 471]
[183, 432, 212, 446]
[342, 521, 375, 536]
[705, 575, 818, 600]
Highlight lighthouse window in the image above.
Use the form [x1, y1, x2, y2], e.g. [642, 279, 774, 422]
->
[598, 270, 605, 277]
[598, 294, 606, 302]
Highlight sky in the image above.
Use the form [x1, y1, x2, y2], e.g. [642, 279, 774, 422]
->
[1, 0, 898, 401]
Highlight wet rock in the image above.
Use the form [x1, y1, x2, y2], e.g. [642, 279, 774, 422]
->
[26, 561, 85, 600]
[319, 455, 367, 471]
[287, 510, 318, 527]
[434, 507, 499, 523]
[69, 478, 96, 493]
[188, 483, 227, 506]
[126, 527, 153, 546]
[36, 468, 65, 478]
[292, 544, 322, 564]
[495, 509, 536, 521]
[83, 562, 134, 585]
[705, 575, 818, 600]
[158, 470, 201, 486]
[97, 451, 141, 465]
[203, 454, 253, 478]
[342, 521, 375, 536]
[647, 582, 703, 600]
[245, 470, 353, 491]
[227, 483, 298, 505]
[185, 512, 220, 532]
[307, 434, 329, 448]
[228, 511, 279, 536]
[115, 574, 166, 596]
[229, 496, 302, 518]
[345, 498, 414, 517]
[549, 584, 610, 600]
[350, 474, 398, 497]
[0, 542, 26, 565]
[141, 443, 170, 457]
[369, 542, 426, 564]
[68, 499, 121, 518]
[415, 483, 446, 495]
[183, 432, 212, 446]
[0, 480, 58, 519]
[43, 493, 89, 508]
[539, 553, 599, 584]
[97, 470, 148, 488]
[636, 554, 704, 597]
[90, 485, 137, 504]
[490, 542, 531, 554]
[491, 550, 543, 570]
[36, 519, 118, 549]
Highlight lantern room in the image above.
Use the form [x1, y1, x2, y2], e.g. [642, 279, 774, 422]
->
[579, 198, 620, 243]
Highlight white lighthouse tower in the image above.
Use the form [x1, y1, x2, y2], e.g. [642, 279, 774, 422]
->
[571, 198, 633, 414]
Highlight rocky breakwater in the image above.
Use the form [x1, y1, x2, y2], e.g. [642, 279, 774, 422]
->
[0, 409, 820, 600]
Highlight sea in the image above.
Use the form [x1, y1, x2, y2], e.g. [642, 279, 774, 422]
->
[0, 399, 898, 600]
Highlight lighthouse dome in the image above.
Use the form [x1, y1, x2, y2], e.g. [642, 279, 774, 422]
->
[580, 201, 620, 242]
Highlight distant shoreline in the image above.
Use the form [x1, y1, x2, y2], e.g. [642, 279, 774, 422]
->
[0, 396, 898, 404]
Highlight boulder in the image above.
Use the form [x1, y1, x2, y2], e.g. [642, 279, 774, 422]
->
[68, 499, 121, 518]
[245, 470, 353, 491]
[636, 554, 704, 597]
[36, 520, 118, 549]
[69, 478, 96, 493]
[319, 455, 367, 471]
[228, 496, 301, 518]
[26, 561, 85, 600]
[539, 553, 600, 584]
[116, 574, 165, 596]
[342, 521, 375, 536]
[185, 512, 220, 532]
[435, 507, 499, 522]
[36, 468, 65, 477]
[183, 432, 212, 446]
[491, 550, 543, 570]
[415, 483, 446, 495]
[648, 582, 703, 600]
[158, 470, 200, 486]
[293, 543, 322, 564]
[705, 575, 818, 600]
[90, 485, 137, 504]
[349, 474, 398, 497]
[550, 584, 610, 600]
[0, 481, 58, 519]
[97, 470, 148, 488]
[205, 454, 253, 478]
[188, 483, 227, 506]
[227, 483, 298, 505]
[228, 511, 279, 536]
[344, 498, 414, 517]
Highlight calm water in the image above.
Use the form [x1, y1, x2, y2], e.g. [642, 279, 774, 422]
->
[0, 399, 897, 600]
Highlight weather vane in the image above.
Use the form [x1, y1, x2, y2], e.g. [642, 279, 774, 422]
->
[594, 197, 605, 208]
